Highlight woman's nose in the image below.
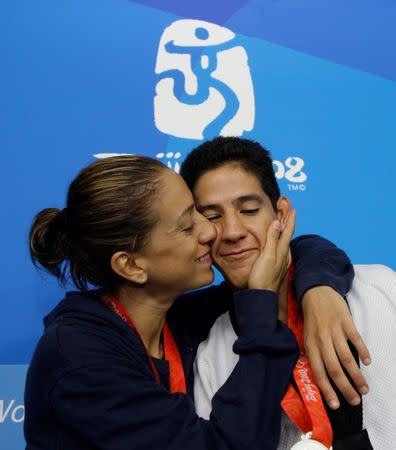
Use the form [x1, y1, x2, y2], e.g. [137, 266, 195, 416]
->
[196, 214, 217, 245]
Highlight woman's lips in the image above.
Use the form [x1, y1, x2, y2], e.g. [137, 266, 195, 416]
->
[196, 252, 212, 264]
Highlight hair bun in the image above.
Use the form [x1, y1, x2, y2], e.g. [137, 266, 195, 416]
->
[29, 208, 70, 283]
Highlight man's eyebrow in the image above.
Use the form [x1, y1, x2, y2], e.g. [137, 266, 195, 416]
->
[196, 203, 221, 214]
[197, 194, 265, 213]
[233, 194, 265, 205]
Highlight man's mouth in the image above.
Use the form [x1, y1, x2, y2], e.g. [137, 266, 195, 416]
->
[196, 252, 212, 264]
[220, 249, 257, 261]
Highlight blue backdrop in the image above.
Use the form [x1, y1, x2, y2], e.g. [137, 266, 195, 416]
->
[1, 1, 395, 447]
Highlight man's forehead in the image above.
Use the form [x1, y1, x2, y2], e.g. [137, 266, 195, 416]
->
[196, 193, 267, 213]
[194, 165, 264, 197]
[194, 177, 269, 210]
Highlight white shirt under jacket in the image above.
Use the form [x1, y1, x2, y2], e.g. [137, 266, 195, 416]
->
[193, 265, 396, 450]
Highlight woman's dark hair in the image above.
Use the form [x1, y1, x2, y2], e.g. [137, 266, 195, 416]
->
[29, 155, 165, 291]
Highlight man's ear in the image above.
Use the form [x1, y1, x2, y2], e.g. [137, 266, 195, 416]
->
[276, 196, 292, 230]
[110, 251, 148, 285]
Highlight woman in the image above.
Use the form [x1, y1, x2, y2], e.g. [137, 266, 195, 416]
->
[25, 155, 349, 450]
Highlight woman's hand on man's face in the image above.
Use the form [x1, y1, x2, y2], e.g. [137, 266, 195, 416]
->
[248, 210, 295, 292]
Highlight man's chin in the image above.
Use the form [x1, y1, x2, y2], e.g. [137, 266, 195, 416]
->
[222, 271, 250, 291]
[213, 261, 252, 290]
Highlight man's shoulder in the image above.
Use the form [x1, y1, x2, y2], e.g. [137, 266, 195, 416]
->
[348, 265, 396, 449]
[348, 264, 396, 321]
[353, 263, 395, 280]
[352, 264, 396, 294]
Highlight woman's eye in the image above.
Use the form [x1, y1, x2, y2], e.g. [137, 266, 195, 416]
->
[182, 225, 194, 233]
[241, 208, 259, 215]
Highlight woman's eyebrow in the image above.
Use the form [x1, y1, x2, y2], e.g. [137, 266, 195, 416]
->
[176, 203, 195, 224]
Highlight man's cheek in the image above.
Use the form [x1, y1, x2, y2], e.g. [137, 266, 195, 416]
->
[209, 239, 222, 259]
[244, 259, 257, 275]
[254, 235, 267, 251]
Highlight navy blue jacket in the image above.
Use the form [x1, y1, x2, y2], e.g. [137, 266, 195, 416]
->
[24, 235, 353, 450]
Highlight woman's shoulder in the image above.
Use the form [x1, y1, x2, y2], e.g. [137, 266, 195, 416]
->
[30, 290, 145, 378]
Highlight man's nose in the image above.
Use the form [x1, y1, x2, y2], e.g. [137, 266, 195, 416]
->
[221, 213, 247, 242]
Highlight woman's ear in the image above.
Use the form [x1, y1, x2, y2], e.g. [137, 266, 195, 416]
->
[110, 251, 148, 285]
[276, 196, 292, 231]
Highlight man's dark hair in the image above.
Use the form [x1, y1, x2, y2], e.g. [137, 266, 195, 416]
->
[180, 136, 281, 210]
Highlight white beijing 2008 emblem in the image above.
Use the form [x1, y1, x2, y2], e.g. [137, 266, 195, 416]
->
[154, 19, 255, 140]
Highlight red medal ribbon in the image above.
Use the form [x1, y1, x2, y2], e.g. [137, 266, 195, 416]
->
[281, 265, 333, 449]
[104, 296, 187, 394]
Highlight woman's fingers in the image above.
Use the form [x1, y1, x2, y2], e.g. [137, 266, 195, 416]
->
[261, 219, 282, 260]
[248, 220, 282, 291]
[248, 212, 295, 292]
[279, 210, 296, 251]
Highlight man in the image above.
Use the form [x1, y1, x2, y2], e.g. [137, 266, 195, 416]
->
[180, 137, 396, 449]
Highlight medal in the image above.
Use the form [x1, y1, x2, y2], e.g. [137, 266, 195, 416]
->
[290, 439, 329, 450]
[282, 266, 333, 449]
[290, 432, 330, 449]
